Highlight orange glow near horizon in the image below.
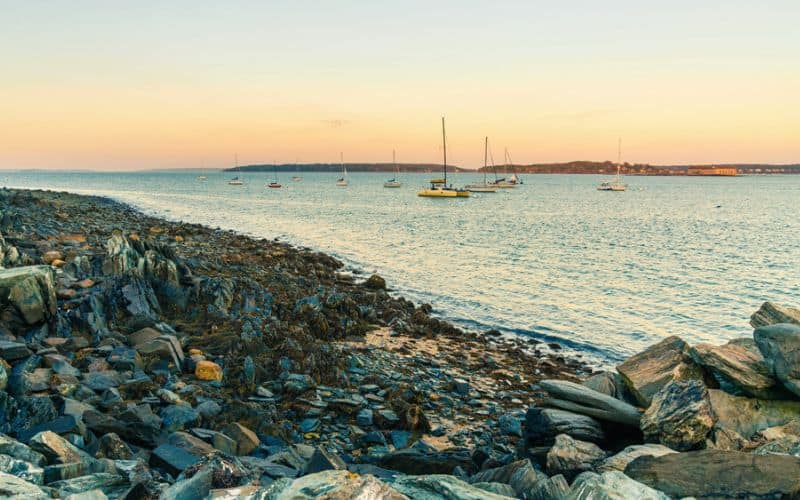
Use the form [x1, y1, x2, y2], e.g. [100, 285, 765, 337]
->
[1, 2, 799, 170]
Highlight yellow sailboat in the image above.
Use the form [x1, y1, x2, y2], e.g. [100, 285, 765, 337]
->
[418, 117, 470, 198]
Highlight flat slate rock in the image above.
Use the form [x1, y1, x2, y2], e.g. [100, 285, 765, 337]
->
[625, 449, 800, 498]
[524, 407, 606, 446]
[750, 301, 800, 328]
[540, 379, 641, 426]
[709, 388, 800, 438]
[149, 444, 201, 476]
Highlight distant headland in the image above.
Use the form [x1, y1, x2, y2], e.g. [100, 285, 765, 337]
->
[224, 162, 800, 175]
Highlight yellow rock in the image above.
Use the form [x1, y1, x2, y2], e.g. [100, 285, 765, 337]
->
[188, 348, 203, 356]
[42, 250, 63, 264]
[50, 259, 66, 268]
[195, 360, 223, 381]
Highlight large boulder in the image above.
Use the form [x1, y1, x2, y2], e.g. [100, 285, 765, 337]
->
[689, 338, 788, 399]
[0, 471, 49, 499]
[566, 471, 669, 500]
[540, 379, 641, 426]
[378, 448, 476, 475]
[753, 323, 800, 397]
[545, 434, 606, 481]
[640, 379, 716, 451]
[524, 407, 605, 447]
[257, 470, 407, 499]
[750, 301, 800, 328]
[708, 388, 800, 438]
[616, 336, 705, 407]
[0, 266, 56, 325]
[625, 449, 800, 498]
[393, 474, 516, 499]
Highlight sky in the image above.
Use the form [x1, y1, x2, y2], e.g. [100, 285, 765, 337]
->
[1, 0, 799, 170]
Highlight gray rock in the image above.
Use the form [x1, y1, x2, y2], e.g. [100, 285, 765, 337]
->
[259, 469, 405, 498]
[29, 430, 93, 465]
[750, 301, 800, 328]
[526, 474, 569, 500]
[616, 336, 705, 406]
[0, 470, 49, 498]
[149, 444, 201, 476]
[357, 408, 373, 427]
[0, 266, 57, 325]
[0, 362, 6, 391]
[394, 474, 515, 499]
[566, 471, 669, 500]
[540, 379, 642, 426]
[596, 444, 677, 473]
[0, 340, 32, 362]
[473, 482, 516, 497]
[469, 459, 546, 497]
[160, 466, 213, 500]
[160, 404, 200, 433]
[709, 388, 800, 438]
[212, 431, 237, 455]
[0, 433, 47, 466]
[82, 371, 124, 392]
[379, 448, 476, 475]
[641, 379, 715, 451]
[64, 489, 108, 500]
[689, 338, 788, 399]
[49, 472, 125, 497]
[754, 323, 800, 397]
[546, 434, 606, 481]
[626, 449, 800, 498]
[0, 453, 45, 484]
[498, 414, 523, 437]
[524, 407, 606, 446]
[304, 448, 347, 474]
[221, 423, 260, 456]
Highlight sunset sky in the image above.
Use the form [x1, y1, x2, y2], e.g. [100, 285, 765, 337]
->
[1, 1, 798, 170]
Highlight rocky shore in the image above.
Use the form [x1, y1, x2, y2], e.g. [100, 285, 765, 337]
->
[0, 188, 798, 499]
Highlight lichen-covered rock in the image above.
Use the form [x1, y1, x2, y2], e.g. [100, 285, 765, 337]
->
[259, 470, 407, 499]
[468, 459, 546, 497]
[753, 323, 800, 397]
[546, 434, 606, 481]
[0, 266, 56, 325]
[708, 388, 800, 438]
[597, 444, 677, 473]
[195, 360, 223, 381]
[0, 471, 49, 498]
[566, 470, 669, 500]
[393, 474, 515, 499]
[641, 379, 716, 451]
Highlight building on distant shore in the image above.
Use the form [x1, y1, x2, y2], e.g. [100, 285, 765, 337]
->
[687, 166, 738, 176]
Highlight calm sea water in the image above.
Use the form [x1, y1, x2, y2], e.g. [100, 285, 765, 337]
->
[5, 170, 799, 364]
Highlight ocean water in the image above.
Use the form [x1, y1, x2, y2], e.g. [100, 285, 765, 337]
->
[5, 170, 799, 364]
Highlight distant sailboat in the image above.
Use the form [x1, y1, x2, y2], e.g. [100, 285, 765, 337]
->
[384, 150, 402, 188]
[465, 137, 498, 193]
[196, 165, 208, 181]
[228, 154, 244, 185]
[336, 153, 349, 186]
[597, 138, 627, 192]
[268, 164, 282, 188]
[418, 117, 469, 198]
[292, 158, 302, 181]
[489, 149, 518, 188]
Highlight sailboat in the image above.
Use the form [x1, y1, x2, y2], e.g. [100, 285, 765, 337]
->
[489, 149, 518, 188]
[507, 149, 523, 185]
[228, 154, 244, 185]
[465, 137, 498, 193]
[196, 166, 208, 181]
[291, 159, 302, 181]
[336, 153, 349, 186]
[267, 164, 282, 188]
[384, 150, 402, 188]
[418, 117, 470, 198]
[597, 138, 627, 191]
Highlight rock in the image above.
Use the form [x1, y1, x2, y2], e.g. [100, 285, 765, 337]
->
[473, 482, 516, 497]
[754, 323, 800, 397]
[524, 407, 606, 446]
[566, 471, 669, 500]
[0, 433, 46, 466]
[49, 472, 125, 497]
[82, 371, 124, 391]
[363, 274, 387, 290]
[378, 448, 476, 475]
[65, 490, 108, 500]
[756, 419, 800, 442]
[689, 338, 787, 399]
[90, 433, 133, 460]
[526, 474, 569, 500]
[0, 362, 6, 391]
[0, 471, 49, 499]
[29, 430, 93, 465]
[357, 408, 373, 427]
[42, 251, 63, 265]
[596, 444, 677, 473]
[160, 466, 213, 500]
[498, 414, 523, 437]
[167, 431, 216, 457]
[212, 432, 237, 455]
[304, 448, 347, 474]
[83, 409, 160, 448]
[134, 334, 184, 373]
[260, 469, 405, 499]
[0, 453, 45, 484]
[754, 437, 800, 457]
[0, 340, 32, 362]
[750, 301, 800, 328]
[150, 444, 201, 476]
[16, 415, 82, 444]
[393, 474, 515, 499]
[195, 361, 222, 381]
[616, 336, 705, 406]
[221, 422, 259, 456]
[160, 404, 200, 433]
[545, 434, 606, 481]
[0, 266, 57, 325]
[540, 379, 642, 426]
[626, 449, 800, 498]
[469, 459, 546, 498]
[641, 379, 716, 451]
[708, 388, 800, 438]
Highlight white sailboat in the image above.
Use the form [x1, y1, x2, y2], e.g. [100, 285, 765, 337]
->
[384, 150, 402, 188]
[292, 158, 302, 181]
[228, 154, 244, 185]
[489, 148, 518, 188]
[336, 153, 349, 186]
[465, 137, 498, 193]
[196, 165, 207, 181]
[597, 138, 627, 191]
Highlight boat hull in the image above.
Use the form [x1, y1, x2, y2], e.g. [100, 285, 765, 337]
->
[384, 181, 402, 188]
[465, 185, 497, 192]
[418, 189, 459, 197]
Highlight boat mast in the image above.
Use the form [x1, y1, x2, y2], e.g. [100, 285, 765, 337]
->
[393, 149, 397, 175]
[617, 137, 622, 181]
[442, 117, 447, 185]
[483, 136, 488, 184]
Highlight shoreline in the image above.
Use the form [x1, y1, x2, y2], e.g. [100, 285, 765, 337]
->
[1, 187, 799, 498]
